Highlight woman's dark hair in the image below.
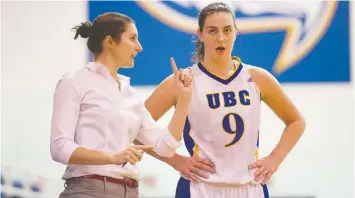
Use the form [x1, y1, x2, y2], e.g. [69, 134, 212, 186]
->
[192, 2, 236, 63]
[72, 12, 135, 55]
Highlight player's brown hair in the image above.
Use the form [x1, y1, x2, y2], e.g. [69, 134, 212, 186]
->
[72, 12, 135, 56]
[192, 2, 236, 63]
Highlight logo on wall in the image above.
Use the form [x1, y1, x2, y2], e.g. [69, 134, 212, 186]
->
[136, 1, 337, 74]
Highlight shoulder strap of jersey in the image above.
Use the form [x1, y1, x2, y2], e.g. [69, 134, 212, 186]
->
[237, 60, 262, 102]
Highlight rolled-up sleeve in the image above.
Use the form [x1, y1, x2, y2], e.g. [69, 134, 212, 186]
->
[50, 76, 81, 165]
[135, 105, 182, 157]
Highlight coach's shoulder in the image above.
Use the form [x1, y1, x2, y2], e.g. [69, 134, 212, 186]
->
[54, 68, 87, 93]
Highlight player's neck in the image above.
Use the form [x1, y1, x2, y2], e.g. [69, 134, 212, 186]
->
[202, 56, 235, 78]
[95, 54, 120, 80]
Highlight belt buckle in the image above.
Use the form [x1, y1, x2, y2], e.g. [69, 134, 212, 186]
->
[124, 178, 138, 188]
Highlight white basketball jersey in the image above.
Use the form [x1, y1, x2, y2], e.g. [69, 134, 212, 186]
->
[183, 57, 261, 185]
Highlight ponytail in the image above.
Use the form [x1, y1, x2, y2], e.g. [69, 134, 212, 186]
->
[192, 39, 205, 63]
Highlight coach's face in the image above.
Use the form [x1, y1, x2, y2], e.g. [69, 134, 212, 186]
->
[113, 23, 143, 68]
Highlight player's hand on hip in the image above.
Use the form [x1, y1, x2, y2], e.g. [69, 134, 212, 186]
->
[248, 155, 280, 185]
[170, 57, 193, 104]
[110, 145, 154, 165]
[173, 154, 215, 183]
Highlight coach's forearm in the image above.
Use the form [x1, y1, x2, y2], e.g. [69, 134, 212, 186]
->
[68, 147, 113, 165]
[167, 100, 189, 141]
[270, 118, 306, 163]
[134, 139, 179, 167]
[146, 149, 180, 167]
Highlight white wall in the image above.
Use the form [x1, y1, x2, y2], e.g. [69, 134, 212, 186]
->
[1, 1, 88, 197]
[1, 1, 354, 198]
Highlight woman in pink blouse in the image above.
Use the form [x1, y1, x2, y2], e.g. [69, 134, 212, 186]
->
[50, 12, 192, 198]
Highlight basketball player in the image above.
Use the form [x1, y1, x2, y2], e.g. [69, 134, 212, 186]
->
[141, 2, 306, 198]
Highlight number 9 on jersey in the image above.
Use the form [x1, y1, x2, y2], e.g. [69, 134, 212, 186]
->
[222, 113, 244, 147]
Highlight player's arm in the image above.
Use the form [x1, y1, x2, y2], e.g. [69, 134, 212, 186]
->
[135, 69, 215, 181]
[135, 74, 179, 158]
[136, 73, 184, 164]
[248, 66, 306, 182]
[251, 66, 306, 163]
[135, 74, 183, 165]
[145, 74, 178, 121]
[134, 58, 193, 157]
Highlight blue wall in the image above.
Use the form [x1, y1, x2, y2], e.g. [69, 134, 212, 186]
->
[89, 1, 350, 85]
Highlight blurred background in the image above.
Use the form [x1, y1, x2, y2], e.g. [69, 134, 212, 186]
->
[1, 1, 354, 198]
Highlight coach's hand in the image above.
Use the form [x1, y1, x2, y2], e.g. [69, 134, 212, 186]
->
[248, 155, 281, 185]
[110, 145, 154, 166]
[171, 154, 215, 183]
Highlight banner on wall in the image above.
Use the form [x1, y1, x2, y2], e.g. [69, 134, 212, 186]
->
[89, 1, 351, 85]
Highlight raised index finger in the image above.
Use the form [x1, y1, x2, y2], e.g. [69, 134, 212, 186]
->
[170, 57, 178, 76]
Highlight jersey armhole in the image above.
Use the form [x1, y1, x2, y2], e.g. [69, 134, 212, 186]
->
[244, 64, 262, 102]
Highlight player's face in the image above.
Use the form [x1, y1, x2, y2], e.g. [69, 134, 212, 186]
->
[113, 23, 143, 68]
[198, 12, 237, 61]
